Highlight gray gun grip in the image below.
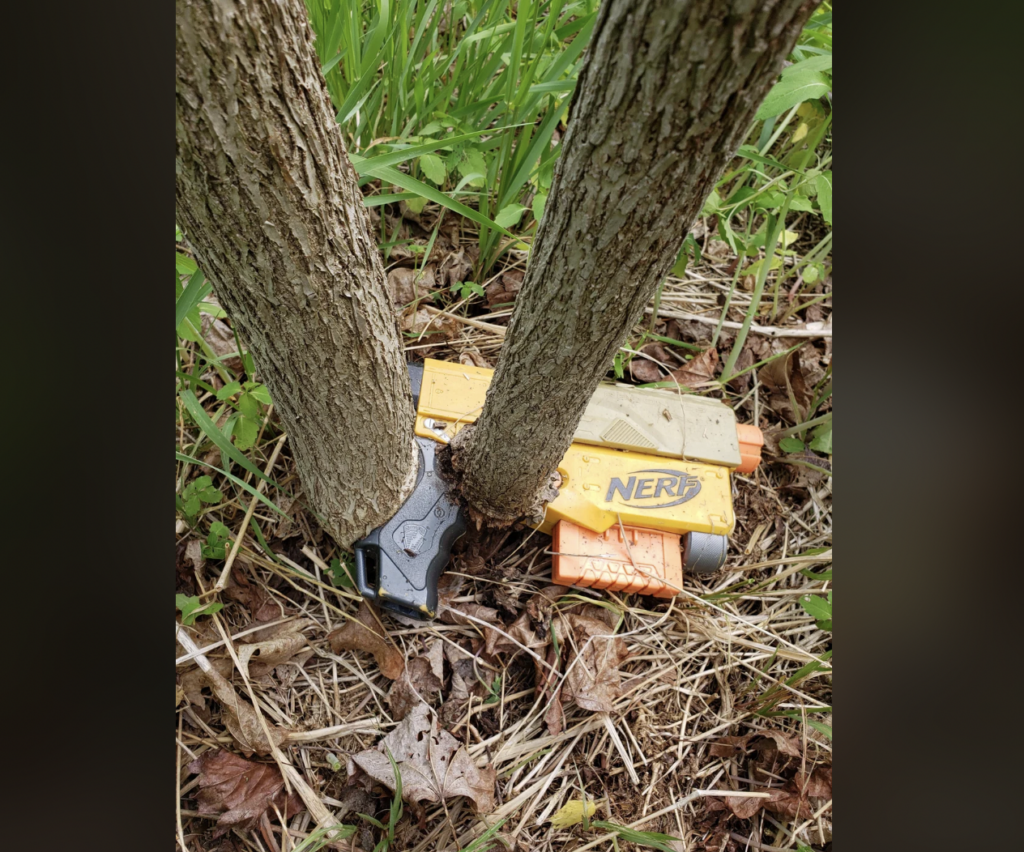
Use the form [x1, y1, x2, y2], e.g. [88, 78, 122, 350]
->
[354, 436, 465, 620]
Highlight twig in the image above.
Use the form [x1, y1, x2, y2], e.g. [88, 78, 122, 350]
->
[423, 304, 507, 336]
[644, 306, 831, 338]
[284, 721, 381, 742]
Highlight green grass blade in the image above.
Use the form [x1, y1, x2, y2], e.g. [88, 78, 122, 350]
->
[527, 79, 576, 94]
[505, 0, 530, 107]
[590, 821, 682, 852]
[502, 99, 563, 204]
[361, 0, 391, 77]
[362, 192, 421, 207]
[721, 196, 792, 379]
[179, 390, 276, 486]
[464, 21, 517, 44]
[462, 818, 508, 852]
[322, 47, 346, 76]
[362, 163, 513, 236]
[175, 270, 211, 333]
[335, 31, 391, 125]
[351, 127, 519, 173]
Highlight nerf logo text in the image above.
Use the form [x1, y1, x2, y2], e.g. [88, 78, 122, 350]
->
[605, 469, 701, 509]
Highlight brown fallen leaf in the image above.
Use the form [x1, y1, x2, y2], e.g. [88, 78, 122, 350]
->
[329, 601, 404, 680]
[388, 265, 436, 306]
[762, 783, 815, 820]
[349, 703, 496, 813]
[459, 350, 491, 369]
[755, 730, 803, 758]
[484, 268, 523, 308]
[557, 608, 630, 713]
[668, 347, 719, 388]
[440, 599, 502, 628]
[388, 639, 444, 721]
[176, 538, 204, 596]
[189, 750, 303, 837]
[265, 495, 302, 540]
[222, 564, 281, 622]
[440, 247, 474, 288]
[758, 347, 813, 425]
[629, 356, 663, 383]
[206, 665, 288, 755]
[237, 619, 315, 679]
[485, 587, 628, 733]
[794, 764, 832, 799]
[484, 586, 565, 657]
[437, 572, 503, 627]
[719, 791, 764, 820]
[726, 337, 772, 392]
[401, 307, 458, 341]
[709, 783, 815, 822]
[543, 687, 566, 736]
[631, 342, 677, 384]
[439, 641, 500, 728]
[664, 317, 713, 348]
[181, 658, 234, 712]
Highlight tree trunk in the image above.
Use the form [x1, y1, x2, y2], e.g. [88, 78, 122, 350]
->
[454, 0, 819, 523]
[176, 0, 415, 545]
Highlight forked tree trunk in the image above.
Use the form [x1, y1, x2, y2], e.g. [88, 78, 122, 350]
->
[176, 0, 415, 545]
[455, 0, 819, 523]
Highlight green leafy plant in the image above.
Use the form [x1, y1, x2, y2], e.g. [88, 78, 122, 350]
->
[755, 54, 832, 123]
[176, 243, 289, 540]
[799, 590, 832, 631]
[451, 280, 485, 301]
[775, 412, 833, 457]
[216, 379, 272, 451]
[328, 555, 356, 589]
[669, 232, 702, 277]
[808, 420, 832, 454]
[483, 673, 502, 705]
[612, 350, 627, 380]
[178, 475, 222, 521]
[202, 521, 232, 560]
[176, 594, 224, 626]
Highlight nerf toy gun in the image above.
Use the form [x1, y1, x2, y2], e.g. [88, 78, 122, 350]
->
[354, 359, 763, 620]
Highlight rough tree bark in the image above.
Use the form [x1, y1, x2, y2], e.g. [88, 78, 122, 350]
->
[454, 0, 819, 524]
[176, 0, 416, 545]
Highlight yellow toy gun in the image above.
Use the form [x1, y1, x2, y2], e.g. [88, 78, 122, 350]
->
[354, 360, 762, 619]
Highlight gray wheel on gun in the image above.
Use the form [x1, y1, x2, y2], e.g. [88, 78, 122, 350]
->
[682, 532, 728, 574]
